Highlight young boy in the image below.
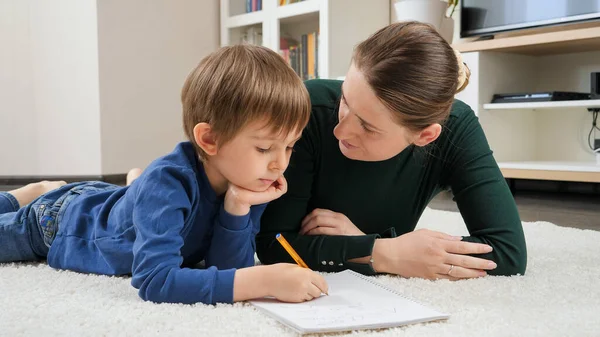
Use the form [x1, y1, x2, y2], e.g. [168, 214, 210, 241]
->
[0, 45, 328, 305]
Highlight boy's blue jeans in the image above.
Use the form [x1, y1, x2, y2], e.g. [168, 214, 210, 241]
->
[0, 184, 82, 262]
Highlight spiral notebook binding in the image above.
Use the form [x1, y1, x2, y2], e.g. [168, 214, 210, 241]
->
[347, 270, 425, 306]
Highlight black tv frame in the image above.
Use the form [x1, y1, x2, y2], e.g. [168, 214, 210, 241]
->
[461, 2, 600, 38]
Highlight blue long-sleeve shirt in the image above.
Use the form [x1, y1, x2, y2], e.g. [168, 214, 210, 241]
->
[47, 142, 266, 304]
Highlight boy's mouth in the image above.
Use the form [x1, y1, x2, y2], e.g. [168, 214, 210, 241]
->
[260, 178, 275, 185]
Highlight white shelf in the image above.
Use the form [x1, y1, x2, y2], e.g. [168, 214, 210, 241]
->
[225, 11, 265, 28]
[483, 99, 600, 110]
[499, 161, 600, 183]
[277, 0, 320, 19]
[499, 161, 600, 172]
[220, 0, 390, 80]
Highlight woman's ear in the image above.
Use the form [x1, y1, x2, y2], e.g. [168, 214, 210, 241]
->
[193, 123, 218, 156]
[413, 123, 442, 147]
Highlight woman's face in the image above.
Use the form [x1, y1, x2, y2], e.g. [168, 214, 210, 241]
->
[334, 64, 414, 162]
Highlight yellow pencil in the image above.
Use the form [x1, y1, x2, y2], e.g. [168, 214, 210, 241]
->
[276, 233, 329, 296]
[276, 233, 309, 269]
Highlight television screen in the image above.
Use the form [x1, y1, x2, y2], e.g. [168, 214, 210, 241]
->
[461, 0, 600, 37]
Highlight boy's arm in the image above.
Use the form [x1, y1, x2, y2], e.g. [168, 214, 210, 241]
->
[204, 203, 267, 270]
[130, 168, 236, 304]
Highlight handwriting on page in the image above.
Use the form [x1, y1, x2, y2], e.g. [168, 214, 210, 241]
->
[250, 270, 448, 333]
[268, 292, 406, 329]
[276, 304, 401, 328]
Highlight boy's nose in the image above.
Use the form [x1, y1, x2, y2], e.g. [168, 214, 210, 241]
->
[270, 152, 289, 172]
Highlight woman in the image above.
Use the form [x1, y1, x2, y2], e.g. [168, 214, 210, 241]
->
[256, 22, 527, 280]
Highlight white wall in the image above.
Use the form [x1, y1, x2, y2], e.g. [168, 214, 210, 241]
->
[96, 0, 219, 174]
[0, 0, 219, 177]
[390, 0, 462, 44]
[0, 0, 102, 176]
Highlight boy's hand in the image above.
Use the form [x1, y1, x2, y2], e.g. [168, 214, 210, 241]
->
[224, 177, 288, 216]
[232, 264, 328, 302]
[265, 263, 329, 302]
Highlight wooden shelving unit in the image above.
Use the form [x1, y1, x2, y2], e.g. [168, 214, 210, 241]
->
[454, 25, 600, 184]
[453, 26, 600, 56]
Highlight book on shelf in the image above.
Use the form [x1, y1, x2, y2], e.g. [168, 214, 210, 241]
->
[279, 0, 306, 6]
[280, 31, 318, 81]
[246, 0, 262, 13]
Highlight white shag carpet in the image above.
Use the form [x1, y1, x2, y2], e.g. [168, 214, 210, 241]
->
[1, 208, 599, 337]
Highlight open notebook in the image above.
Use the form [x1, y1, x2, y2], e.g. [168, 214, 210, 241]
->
[250, 270, 449, 334]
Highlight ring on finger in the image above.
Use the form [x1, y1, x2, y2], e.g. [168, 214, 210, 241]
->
[447, 264, 454, 276]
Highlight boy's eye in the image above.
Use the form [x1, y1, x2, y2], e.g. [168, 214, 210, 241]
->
[256, 147, 270, 153]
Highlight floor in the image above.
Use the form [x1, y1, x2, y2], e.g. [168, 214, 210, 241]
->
[2, 184, 598, 231]
[428, 190, 600, 231]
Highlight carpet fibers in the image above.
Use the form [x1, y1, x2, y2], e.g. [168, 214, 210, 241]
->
[1, 208, 598, 336]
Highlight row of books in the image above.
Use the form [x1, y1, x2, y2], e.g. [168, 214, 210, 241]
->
[245, 0, 306, 12]
[279, 0, 307, 5]
[245, 0, 262, 13]
[279, 32, 318, 81]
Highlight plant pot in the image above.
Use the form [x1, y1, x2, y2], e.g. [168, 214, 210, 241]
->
[393, 0, 454, 43]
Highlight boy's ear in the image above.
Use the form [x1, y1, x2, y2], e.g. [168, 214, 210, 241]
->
[193, 123, 218, 156]
[413, 123, 442, 147]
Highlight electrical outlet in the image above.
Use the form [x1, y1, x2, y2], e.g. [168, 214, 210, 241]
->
[595, 139, 600, 151]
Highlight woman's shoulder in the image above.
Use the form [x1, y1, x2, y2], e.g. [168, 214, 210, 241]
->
[449, 99, 475, 119]
[446, 99, 479, 131]
[304, 79, 342, 107]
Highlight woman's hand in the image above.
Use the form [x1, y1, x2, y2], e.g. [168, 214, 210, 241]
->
[224, 177, 288, 216]
[372, 229, 497, 280]
[299, 208, 365, 236]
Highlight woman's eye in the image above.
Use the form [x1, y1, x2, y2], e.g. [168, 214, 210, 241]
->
[360, 122, 375, 134]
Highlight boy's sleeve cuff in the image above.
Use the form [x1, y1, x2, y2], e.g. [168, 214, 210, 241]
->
[218, 204, 251, 231]
[212, 268, 236, 304]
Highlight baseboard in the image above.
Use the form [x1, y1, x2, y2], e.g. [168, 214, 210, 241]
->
[0, 174, 127, 186]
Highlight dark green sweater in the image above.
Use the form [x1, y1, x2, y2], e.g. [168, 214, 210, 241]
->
[256, 79, 527, 276]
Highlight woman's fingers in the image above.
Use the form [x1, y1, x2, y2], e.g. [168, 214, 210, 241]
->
[418, 228, 462, 241]
[299, 213, 339, 235]
[305, 226, 339, 236]
[437, 264, 487, 279]
[301, 208, 334, 227]
[445, 254, 497, 271]
[434, 273, 460, 281]
[444, 239, 493, 255]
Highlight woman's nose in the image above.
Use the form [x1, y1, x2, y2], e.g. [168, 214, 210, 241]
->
[334, 111, 352, 140]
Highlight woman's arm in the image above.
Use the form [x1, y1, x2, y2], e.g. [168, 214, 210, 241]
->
[441, 103, 527, 276]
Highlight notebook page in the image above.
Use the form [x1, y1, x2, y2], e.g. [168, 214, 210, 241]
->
[250, 270, 449, 334]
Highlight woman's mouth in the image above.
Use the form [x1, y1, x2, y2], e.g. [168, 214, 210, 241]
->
[340, 140, 357, 149]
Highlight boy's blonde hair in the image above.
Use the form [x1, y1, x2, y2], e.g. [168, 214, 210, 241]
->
[181, 45, 311, 160]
